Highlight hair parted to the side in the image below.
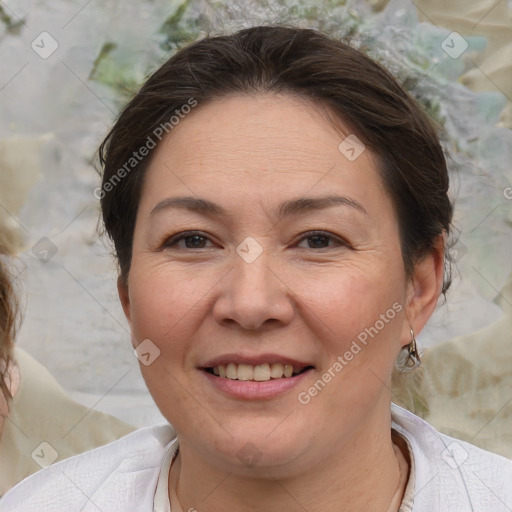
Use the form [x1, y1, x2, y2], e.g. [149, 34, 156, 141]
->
[98, 25, 453, 292]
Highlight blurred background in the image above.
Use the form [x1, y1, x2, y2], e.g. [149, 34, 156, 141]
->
[0, 0, 511, 427]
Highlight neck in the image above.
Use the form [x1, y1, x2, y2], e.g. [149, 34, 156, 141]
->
[169, 406, 405, 512]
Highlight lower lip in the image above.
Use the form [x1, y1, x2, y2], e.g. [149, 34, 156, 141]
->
[201, 369, 313, 400]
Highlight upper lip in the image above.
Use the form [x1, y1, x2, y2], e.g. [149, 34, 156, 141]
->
[201, 353, 314, 369]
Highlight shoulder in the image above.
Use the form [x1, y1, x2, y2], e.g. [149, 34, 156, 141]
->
[1, 348, 135, 494]
[0, 423, 177, 512]
[391, 403, 512, 511]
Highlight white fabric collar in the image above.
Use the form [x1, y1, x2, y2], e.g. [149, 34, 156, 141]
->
[3, 403, 512, 511]
[153, 439, 178, 512]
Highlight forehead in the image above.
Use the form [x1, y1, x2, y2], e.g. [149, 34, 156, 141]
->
[139, 93, 391, 217]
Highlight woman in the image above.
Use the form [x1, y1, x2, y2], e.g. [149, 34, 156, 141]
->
[2, 25, 511, 511]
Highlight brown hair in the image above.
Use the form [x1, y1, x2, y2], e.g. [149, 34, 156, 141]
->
[0, 258, 19, 401]
[98, 25, 453, 291]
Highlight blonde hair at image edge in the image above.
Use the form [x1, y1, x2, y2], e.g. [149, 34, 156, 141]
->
[0, 256, 18, 402]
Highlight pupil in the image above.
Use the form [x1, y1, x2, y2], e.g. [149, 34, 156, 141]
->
[309, 235, 328, 248]
[186, 235, 205, 248]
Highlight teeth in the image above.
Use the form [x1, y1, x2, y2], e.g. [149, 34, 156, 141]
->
[211, 363, 305, 381]
[237, 364, 253, 381]
[226, 363, 237, 380]
[270, 363, 284, 378]
[253, 364, 271, 381]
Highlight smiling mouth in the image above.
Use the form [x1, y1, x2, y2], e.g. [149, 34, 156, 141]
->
[203, 363, 314, 382]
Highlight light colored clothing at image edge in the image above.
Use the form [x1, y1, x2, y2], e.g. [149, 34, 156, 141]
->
[1, 403, 511, 511]
[0, 347, 135, 495]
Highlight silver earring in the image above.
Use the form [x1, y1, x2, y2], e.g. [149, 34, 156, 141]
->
[395, 329, 421, 373]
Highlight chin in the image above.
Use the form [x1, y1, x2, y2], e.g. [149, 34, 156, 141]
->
[191, 415, 314, 476]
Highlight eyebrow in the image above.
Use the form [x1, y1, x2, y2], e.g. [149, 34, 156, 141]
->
[149, 194, 368, 219]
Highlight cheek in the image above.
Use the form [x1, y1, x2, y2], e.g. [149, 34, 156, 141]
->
[127, 265, 205, 417]
[296, 272, 405, 405]
[291, 262, 405, 345]
[127, 262, 221, 359]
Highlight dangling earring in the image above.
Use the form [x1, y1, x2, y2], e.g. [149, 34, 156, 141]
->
[395, 329, 421, 373]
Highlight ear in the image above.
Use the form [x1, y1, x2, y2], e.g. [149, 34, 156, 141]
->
[402, 234, 445, 346]
[117, 275, 132, 327]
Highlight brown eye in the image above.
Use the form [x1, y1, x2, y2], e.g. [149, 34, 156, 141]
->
[163, 231, 213, 249]
[296, 231, 346, 249]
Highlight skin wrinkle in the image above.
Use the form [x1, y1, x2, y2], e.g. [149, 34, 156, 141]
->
[118, 93, 444, 511]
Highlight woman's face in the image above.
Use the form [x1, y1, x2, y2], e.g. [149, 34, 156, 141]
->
[120, 94, 432, 475]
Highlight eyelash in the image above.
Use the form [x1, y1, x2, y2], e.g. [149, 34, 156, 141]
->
[161, 230, 348, 250]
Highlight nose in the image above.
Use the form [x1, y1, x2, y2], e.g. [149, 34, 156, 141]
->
[212, 252, 295, 332]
